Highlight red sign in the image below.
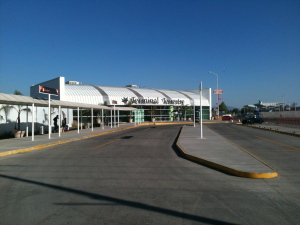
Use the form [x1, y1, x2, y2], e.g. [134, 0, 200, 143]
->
[39, 86, 59, 95]
[218, 98, 223, 100]
[112, 100, 117, 104]
[214, 89, 223, 94]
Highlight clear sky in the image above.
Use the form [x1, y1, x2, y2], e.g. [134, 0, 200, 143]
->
[1, 0, 299, 109]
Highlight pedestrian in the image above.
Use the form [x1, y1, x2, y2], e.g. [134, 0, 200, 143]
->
[61, 118, 67, 132]
[53, 115, 59, 132]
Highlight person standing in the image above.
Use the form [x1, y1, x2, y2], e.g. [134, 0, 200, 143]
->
[61, 118, 67, 132]
[53, 115, 59, 132]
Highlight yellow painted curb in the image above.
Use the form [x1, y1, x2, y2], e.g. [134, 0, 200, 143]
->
[141, 121, 222, 126]
[175, 127, 278, 179]
[0, 122, 226, 158]
[0, 125, 142, 158]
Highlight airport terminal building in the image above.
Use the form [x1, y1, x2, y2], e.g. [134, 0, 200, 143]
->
[30, 77, 212, 124]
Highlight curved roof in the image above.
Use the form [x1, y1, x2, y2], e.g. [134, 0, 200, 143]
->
[64, 85, 210, 106]
[0, 93, 138, 111]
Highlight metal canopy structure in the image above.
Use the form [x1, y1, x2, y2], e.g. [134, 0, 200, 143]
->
[0, 93, 140, 111]
[0, 93, 48, 107]
[0, 93, 139, 141]
[0, 93, 106, 110]
[63, 84, 211, 106]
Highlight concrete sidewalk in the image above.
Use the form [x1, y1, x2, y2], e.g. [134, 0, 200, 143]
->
[176, 125, 279, 179]
[0, 123, 139, 157]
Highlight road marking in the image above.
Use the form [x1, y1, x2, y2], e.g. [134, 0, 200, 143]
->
[48, 148, 86, 150]
[225, 126, 237, 130]
[89, 139, 121, 150]
[255, 136, 300, 151]
[252, 149, 298, 152]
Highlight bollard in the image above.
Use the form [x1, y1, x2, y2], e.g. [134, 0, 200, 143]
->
[39, 126, 44, 135]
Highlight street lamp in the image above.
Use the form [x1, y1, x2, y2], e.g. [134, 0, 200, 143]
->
[208, 71, 226, 119]
[199, 82, 203, 138]
[208, 71, 219, 118]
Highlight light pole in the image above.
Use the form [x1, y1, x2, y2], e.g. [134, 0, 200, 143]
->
[208, 71, 226, 118]
[199, 82, 203, 138]
[191, 100, 195, 127]
[208, 71, 219, 118]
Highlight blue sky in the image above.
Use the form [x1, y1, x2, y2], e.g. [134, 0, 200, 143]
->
[1, 0, 299, 109]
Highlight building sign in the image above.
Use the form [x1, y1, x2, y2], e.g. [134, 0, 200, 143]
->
[112, 100, 117, 104]
[161, 98, 184, 105]
[121, 97, 184, 105]
[213, 89, 223, 94]
[39, 85, 59, 95]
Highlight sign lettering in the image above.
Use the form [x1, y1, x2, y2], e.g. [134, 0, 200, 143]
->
[121, 97, 184, 105]
[214, 89, 223, 94]
[39, 85, 59, 95]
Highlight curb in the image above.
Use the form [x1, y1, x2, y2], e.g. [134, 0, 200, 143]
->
[237, 124, 300, 138]
[175, 127, 278, 179]
[0, 125, 141, 158]
[141, 121, 223, 126]
[0, 122, 187, 158]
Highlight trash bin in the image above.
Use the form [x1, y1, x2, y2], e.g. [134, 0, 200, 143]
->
[39, 126, 44, 135]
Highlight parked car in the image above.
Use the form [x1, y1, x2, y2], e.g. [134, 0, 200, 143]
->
[242, 114, 264, 124]
[222, 114, 234, 121]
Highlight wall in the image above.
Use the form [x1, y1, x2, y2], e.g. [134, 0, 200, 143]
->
[261, 111, 300, 118]
[0, 104, 71, 136]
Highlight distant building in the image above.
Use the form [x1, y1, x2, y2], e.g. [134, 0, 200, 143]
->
[244, 101, 284, 112]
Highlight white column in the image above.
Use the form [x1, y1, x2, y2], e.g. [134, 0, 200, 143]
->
[31, 103, 35, 141]
[58, 106, 61, 137]
[111, 110, 113, 128]
[200, 82, 203, 139]
[48, 94, 51, 139]
[26, 105, 29, 137]
[102, 109, 104, 130]
[91, 108, 94, 131]
[77, 107, 80, 134]
[193, 101, 195, 127]
[114, 105, 116, 128]
[209, 88, 212, 120]
[118, 110, 119, 127]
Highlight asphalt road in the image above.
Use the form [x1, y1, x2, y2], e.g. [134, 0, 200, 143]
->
[0, 124, 299, 225]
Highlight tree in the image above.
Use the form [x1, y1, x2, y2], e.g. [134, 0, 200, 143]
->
[12, 90, 31, 130]
[125, 99, 134, 121]
[0, 105, 13, 123]
[148, 106, 157, 119]
[231, 108, 240, 116]
[14, 90, 22, 95]
[219, 101, 228, 113]
[180, 105, 190, 119]
[185, 106, 193, 119]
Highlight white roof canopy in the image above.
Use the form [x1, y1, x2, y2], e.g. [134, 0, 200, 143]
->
[0, 93, 139, 111]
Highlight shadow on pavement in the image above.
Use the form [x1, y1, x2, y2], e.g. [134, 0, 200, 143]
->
[0, 174, 237, 225]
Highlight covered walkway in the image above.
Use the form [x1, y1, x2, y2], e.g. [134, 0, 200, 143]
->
[0, 93, 138, 141]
